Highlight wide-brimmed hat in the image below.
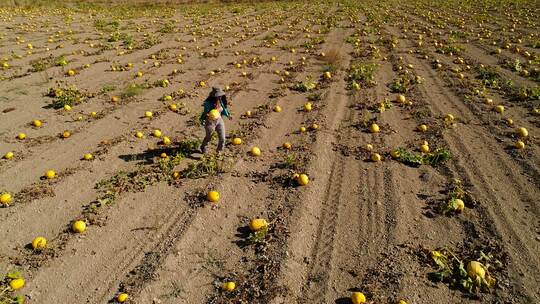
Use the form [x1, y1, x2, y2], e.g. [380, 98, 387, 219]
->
[210, 86, 225, 98]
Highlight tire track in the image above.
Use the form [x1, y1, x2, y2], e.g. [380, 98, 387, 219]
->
[357, 165, 387, 253]
[415, 63, 540, 270]
[50, 184, 198, 302]
[298, 54, 401, 303]
[358, 168, 374, 256]
[442, 134, 540, 300]
[98, 202, 200, 303]
[387, 25, 540, 206]
[296, 42, 355, 301]
[382, 22, 540, 293]
[405, 48, 540, 210]
[298, 155, 346, 303]
[388, 38, 540, 299]
[446, 130, 540, 264]
[382, 167, 398, 246]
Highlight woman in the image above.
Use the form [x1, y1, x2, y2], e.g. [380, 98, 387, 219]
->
[199, 87, 231, 154]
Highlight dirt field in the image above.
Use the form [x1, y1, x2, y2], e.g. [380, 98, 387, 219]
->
[0, 0, 539, 303]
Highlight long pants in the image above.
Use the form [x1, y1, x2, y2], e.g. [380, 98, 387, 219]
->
[201, 118, 225, 153]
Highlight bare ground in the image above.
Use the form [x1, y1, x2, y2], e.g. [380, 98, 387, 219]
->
[0, 1, 539, 304]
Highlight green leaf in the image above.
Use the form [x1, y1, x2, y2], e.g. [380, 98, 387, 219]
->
[458, 262, 467, 278]
[440, 200, 456, 215]
[423, 148, 451, 166]
[429, 271, 447, 282]
[6, 271, 21, 279]
[460, 278, 474, 293]
[396, 148, 423, 167]
[247, 226, 268, 244]
[479, 251, 491, 262]
[12, 295, 25, 304]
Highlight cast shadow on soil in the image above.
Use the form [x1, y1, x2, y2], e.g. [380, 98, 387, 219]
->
[418, 191, 446, 218]
[118, 146, 199, 164]
[234, 226, 253, 248]
[42, 103, 57, 110]
[335, 287, 366, 304]
[418, 193, 438, 218]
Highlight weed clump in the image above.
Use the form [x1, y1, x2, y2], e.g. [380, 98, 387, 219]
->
[183, 155, 233, 179]
[394, 147, 451, 167]
[347, 61, 378, 88]
[46, 86, 87, 109]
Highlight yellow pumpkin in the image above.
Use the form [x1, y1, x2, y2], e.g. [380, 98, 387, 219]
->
[208, 109, 220, 120]
[249, 218, 268, 231]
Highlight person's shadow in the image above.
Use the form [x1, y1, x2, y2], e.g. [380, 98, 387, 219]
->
[118, 145, 200, 164]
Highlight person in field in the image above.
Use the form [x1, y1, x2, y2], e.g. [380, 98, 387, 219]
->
[199, 87, 231, 154]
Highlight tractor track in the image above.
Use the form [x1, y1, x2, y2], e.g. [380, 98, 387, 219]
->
[377, 21, 539, 300]
[297, 55, 399, 303]
[287, 24, 360, 303]
[411, 56, 540, 204]
[298, 154, 346, 303]
[98, 201, 200, 303]
[424, 74, 540, 300]
[388, 38, 540, 301]
[386, 24, 540, 203]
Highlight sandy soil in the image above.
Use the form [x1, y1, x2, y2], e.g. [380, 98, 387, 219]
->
[0, 0, 539, 303]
